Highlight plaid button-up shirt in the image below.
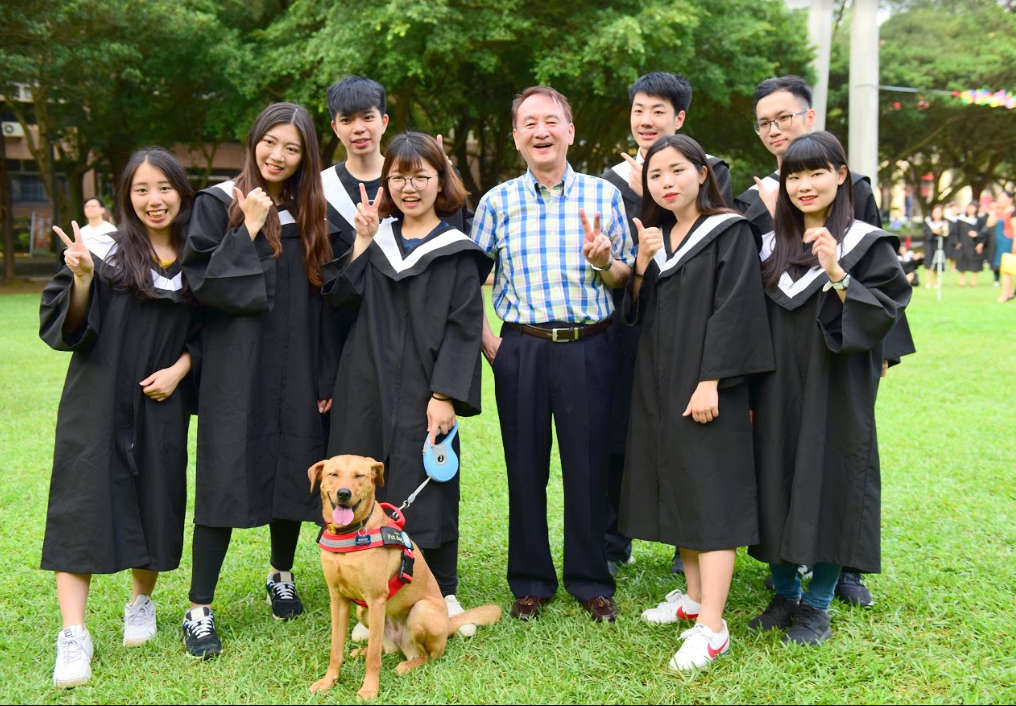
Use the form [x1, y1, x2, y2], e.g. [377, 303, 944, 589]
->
[471, 164, 634, 325]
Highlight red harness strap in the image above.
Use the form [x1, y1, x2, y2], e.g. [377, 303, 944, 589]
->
[318, 503, 414, 607]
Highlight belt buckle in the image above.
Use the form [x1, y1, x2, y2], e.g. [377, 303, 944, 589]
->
[551, 327, 577, 343]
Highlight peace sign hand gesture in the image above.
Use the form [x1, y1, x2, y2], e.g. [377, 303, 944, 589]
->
[580, 208, 613, 270]
[354, 182, 383, 241]
[632, 218, 663, 275]
[53, 221, 94, 280]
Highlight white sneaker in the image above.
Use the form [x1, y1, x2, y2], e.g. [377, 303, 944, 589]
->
[669, 620, 730, 671]
[123, 594, 157, 647]
[53, 625, 93, 688]
[351, 621, 369, 642]
[445, 594, 476, 638]
[641, 588, 701, 624]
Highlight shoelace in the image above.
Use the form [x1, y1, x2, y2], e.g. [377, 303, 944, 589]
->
[270, 581, 297, 601]
[126, 601, 154, 628]
[186, 614, 215, 639]
[656, 588, 684, 608]
[678, 623, 713, 647]
[58, 632, 89, 667]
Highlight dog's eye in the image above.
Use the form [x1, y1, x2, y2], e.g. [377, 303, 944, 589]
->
[326, 472, 338, 478]
[354, 474, 366, 480]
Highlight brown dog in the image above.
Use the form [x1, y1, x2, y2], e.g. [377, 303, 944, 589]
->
[307, 455, 501, 700]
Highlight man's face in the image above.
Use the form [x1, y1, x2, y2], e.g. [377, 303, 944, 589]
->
[754, 90, 815, 161]
[512, 93, 575, 174]
[630, 92, 685, 155]
[331, 108, 389, 157]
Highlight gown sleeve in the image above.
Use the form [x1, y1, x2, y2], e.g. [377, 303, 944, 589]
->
[712, 161, 734, 208]
[39, 266, 103, 353]
[430, 255, 485, 417]
[818, 238, 912, 355]
[699, 223, 775, 382]
[181, 193, 276, 314]
[621, 260, 657, 326]
[320, 248, 367, 312]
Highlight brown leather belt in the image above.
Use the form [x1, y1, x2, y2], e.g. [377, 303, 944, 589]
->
[509, 318, 613, 343]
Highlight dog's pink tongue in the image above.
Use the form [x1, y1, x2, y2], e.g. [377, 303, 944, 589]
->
[332, 506, 354, 527]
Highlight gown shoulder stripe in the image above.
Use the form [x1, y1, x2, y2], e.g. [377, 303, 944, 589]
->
[321, 166, 358, 227]
[653, 213, 744, 278]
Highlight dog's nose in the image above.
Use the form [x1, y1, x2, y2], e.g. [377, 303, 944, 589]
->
[336, 487, 353, 503]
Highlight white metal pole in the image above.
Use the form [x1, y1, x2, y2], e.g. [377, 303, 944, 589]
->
[849, 0, 880, 188]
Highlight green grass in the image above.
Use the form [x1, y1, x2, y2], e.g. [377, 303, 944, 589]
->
[1, 280, 1014, 704]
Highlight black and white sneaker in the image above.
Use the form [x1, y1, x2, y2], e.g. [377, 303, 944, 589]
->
[182, 606, 222, 659]
[266, 571, 304, 620]
[783, 603, 832, 646]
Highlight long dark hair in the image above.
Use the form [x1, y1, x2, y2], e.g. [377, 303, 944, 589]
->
[640, 135, 734, 229]
[376, 131, 467, 219]
[762, 131, 854, 290]
[105, 147, 194, 299]
[227, 102, 330, 286]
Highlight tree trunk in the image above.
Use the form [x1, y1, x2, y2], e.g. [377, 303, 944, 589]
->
[1, 130, 16, 284]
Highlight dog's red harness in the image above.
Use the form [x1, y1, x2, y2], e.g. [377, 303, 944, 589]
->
[318, 503, 415, 607]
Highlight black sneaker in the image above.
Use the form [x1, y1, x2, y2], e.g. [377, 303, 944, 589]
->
[834, 571, 874, 607]
[607, 555, 635, 576]
[748, 594, 800, 632]
[783, 603, 832, 646]
[182, 607, 222, 659]
[671, 548, 685, 576]
[266, 571, 304, 620]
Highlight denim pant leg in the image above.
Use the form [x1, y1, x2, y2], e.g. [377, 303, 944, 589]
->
[802, 562, 842, 611]
[769, 562, 802, 601]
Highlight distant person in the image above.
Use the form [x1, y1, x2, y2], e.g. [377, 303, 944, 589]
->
[954, 202, 986, 288]
[922, 204, 950, 289]
[985, 190, 1015, 302]
[78, 197, 117, 247]
[40, 148, 198, 688]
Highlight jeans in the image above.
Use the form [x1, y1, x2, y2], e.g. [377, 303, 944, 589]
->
[770, 561, 841, 611]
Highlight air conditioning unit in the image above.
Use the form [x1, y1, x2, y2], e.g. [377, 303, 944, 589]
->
[2, 121, 25, 138]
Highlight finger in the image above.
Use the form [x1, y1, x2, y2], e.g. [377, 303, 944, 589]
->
[233, 187, 245, 205]
[139, 374, 156, 386]
[753, 176, 764, 189]
[579, 208, 593, 239]
[437, 134, 444, 153]
[593, 211, 602, 235]
[427, 421, 437, 447]
[682, 402, 692, 417]
[373, 187, 384, 210]
[632, 217, 646, 236]
[53, 226, 74, 249]
[621, 152, 639, 167]
[70, 221, 83, 243]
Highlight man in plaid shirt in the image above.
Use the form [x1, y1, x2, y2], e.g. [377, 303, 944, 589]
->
[470, 85, 634, 624]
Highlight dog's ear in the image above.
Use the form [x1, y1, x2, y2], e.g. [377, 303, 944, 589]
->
[368, 459, 385, 488]
[307, 460, 327, 492]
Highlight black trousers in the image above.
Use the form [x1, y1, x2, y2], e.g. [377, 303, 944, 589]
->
[493, 323, 615, 602]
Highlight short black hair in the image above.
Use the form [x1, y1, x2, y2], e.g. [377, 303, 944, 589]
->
[326, 75, 386, 120]
[754, 75, 812, 111]
[628, 72, 692, 114]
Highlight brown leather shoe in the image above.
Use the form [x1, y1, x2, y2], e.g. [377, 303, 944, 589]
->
[582, 596, 616, 623]
[510, 595, 545, 621]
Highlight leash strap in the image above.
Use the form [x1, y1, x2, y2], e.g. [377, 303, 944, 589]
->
[399, 477, 432, 512]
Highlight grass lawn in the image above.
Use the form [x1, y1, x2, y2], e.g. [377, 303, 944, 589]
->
[0, 279, 1014, 704]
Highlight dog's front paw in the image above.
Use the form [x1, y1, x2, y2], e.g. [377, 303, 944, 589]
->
[309, 674, 338, 693]
[349, 647, 364, 659]
[356, 686, 379, 701]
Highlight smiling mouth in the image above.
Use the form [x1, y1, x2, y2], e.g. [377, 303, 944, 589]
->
[798, 195, 817, 205]
[148, 209, 167, 219]
[402, 196, 421, 206]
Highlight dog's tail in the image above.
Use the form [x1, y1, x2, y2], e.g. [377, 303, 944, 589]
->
[448, 604, 502, 637]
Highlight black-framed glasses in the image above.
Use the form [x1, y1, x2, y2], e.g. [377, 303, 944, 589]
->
[753, 110, 808, 134]
[387, 175, 436, 190]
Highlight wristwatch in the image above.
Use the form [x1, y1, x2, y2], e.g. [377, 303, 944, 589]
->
[823, 273, 851, 291]
[590, 252, 614, 272]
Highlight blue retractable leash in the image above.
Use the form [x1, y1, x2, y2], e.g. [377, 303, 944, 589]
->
[399, 422, 459, 511]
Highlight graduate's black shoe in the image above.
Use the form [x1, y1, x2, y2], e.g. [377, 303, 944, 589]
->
[671, 549, 685, 576]
[607, 554, 636, 575]
[182, 607, 222, 659]
[782, 603, 832, 646]
[748, 594, 800, 632]
[834, 571, 874, 607]
[266, 571, 304, 620]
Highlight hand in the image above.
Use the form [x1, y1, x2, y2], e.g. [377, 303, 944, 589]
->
[427, 396, 456, 446]
[881, 360, 889, 378]
[53, 221, 94, 280]
[683, 380, 719, 424]
[140, 366, 186, 401]
[580, 208, 613, 269]
[803, 227, 845, 281]
[436, 134, 456, 172]
[354, 182, 382, 241]
[968, 230, 978, 238]
[234, 187, 273, 239]
[632, 218, 663, 275]
[318, 399, 332, 414]
[753, 176, 779, 217]
[620, 152, 643, 198]
[975, 243, 984, 254]
[482, 333, 502, 368]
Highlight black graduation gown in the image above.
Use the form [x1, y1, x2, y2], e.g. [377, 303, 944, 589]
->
[953, 214, 985, 272]
[181, 182, 339, 528]
[617, 215, 774, 550]
[322, 218, 491, 548]
[40, 241, 199, 574]
[749, 222, 912, 573]
[598, 155, 735, 454]
[736, 170, 915, 365]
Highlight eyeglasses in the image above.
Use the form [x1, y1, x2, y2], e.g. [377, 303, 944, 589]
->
[753, 110, 808, 134]
[386, 175, 436, 190]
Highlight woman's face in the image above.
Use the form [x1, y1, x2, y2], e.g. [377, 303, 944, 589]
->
[645, 145, 705, 215]
[966, 203, 978, 217]
[130, 161, 181, 237]
[785, 162, 847, 220]
[931, 205, 943, 220]
[386, 157, 441, 218]
[255, 122, 303, 187]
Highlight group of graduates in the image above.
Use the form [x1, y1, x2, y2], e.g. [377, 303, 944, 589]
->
[40, 71, 913, 689]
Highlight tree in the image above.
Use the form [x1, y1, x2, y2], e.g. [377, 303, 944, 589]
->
[247, 0, 812, 198]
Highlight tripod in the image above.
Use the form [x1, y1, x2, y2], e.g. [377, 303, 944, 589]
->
[929, 233, 947, 301]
